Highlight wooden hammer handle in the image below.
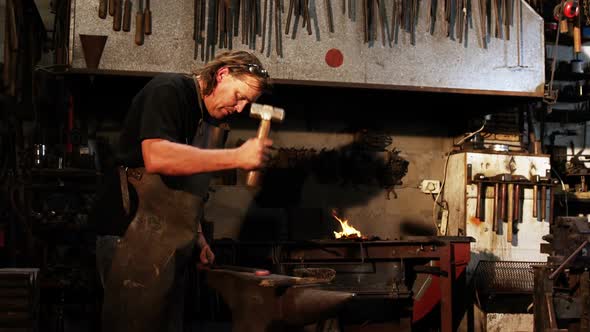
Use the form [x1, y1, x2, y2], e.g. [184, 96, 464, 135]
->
[144, 8, 152, 35]
[113, 0, 122, 31]
[99, 0, 108, 19]
[122, 0, 132, 32]
[135, 11, 145, 45]
[246, 120, 271, 186]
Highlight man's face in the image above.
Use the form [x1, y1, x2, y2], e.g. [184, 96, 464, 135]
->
[204, 67, 262, 120]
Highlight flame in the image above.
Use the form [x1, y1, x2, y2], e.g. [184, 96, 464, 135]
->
[333, 212, 362, 239]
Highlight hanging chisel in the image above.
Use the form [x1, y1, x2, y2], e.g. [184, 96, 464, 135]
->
[363, 0, 368, 42]
[135, 0, 145, 45]
[377, 0, 387, 45]
[275, 0, 283, 56]
[505, 0, 511, 40]
[122, 0, 132, 32]
[144, 0, 152, 35]
[226, 0, 234, 49]
[304, 0, 312, 35]
[109, 0, 116, 15]
[478, 0, 487, 48]
[326, 0, 334, 32]
[99, 0, 108, 19]
[193, 0, 202, 60]
[286, 0, 294, 34]
[200, 0, 206, 61]
[429, 0, 437, 34]
[261, 0, 268, 52]
[234, 0, 240, 36]
[218, 0, 225, 49]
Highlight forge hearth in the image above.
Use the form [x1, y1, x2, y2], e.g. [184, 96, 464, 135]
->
[210, 236, 473, 332]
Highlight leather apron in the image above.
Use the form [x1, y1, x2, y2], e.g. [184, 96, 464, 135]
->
[101, 120, 228, 332]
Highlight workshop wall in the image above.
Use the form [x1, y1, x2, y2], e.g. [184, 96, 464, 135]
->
[196, 86, 527, 241]
[70, 0, 545, 96]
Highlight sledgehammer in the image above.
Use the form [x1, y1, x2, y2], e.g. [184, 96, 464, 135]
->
[246, 103, 285, 186]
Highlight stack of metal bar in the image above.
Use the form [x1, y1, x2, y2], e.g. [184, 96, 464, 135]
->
[0, 269, 39, 332]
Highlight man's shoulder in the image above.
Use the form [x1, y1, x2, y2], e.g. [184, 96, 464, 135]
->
[145, 73, 194, 92]
[151, 73, 191, 84]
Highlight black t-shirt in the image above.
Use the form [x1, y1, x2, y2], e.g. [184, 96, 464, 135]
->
[93, 73, 205, 236]
[118, 73, 202, 167]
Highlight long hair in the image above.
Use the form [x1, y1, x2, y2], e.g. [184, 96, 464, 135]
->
[193, 51, 271, 96]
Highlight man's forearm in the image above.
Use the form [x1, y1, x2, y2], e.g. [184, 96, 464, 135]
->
[142, 139, 239, 175]
[196, 222, 208, 249]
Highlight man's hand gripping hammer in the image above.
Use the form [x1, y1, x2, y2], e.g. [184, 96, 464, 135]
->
[246, 103, 285, 186]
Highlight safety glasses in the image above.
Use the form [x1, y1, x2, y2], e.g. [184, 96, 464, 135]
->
[241, 64, 269, 78]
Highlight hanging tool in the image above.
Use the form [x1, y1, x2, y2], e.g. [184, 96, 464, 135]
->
[410, 0, 418, 44]
[429, 0, 438, 34]
[574, 12, 582, 53]
[444, 0, 451, 37]
[286, 0, 294, 34]
[548, 186, 554, 224]
[275, 0, 283, 57]
[513, 184, 520, 223]
[261, 0, 268, 52]
[326, 0, 334, 32]
[493, 183, 499, 232]
[392, 0, 402, 43]
[218, 0, 226, 49]
[458, 0, 466, 43]
[200, 0, 206, 61]
[109, 0, 116, 15]
[206, 0, 217, 61]
[193, 0, 202, 60]
[241, 0, 248, 45]
[500, 182, 507, 222]
[144, 0, 152, 35]
[363, 0, 368, 42]
[475, 181, 483, 219]
[377, 0, 387, 45]
[227, 0, 234, 49]
[478, 0, 487, 48]
[540, 184, 547, 221]
[135, 0, 145, 45]
[122, 0, 132, 32]
[505, 0, 512, 40]
[99, 0, 108, 19]
[113, 0, 122, 31]
[304, 0, 312, 35]
[507, 183, 513, 242]
[532, 175, 538, 218]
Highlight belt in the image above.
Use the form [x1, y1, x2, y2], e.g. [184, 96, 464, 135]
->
[118, 166, 143, 216]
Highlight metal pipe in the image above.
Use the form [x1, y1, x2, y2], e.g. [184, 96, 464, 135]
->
[546, 292, 557, 328]
[549, 240, 589, 280]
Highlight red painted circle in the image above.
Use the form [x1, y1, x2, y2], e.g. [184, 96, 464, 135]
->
[325, 49, 344, 68]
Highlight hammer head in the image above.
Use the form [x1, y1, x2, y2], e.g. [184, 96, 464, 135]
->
[250, 103, 285, 122]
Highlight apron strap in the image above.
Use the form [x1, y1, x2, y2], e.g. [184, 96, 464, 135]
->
[118, 166, 130, 216]
[119, 166, 144, 216]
